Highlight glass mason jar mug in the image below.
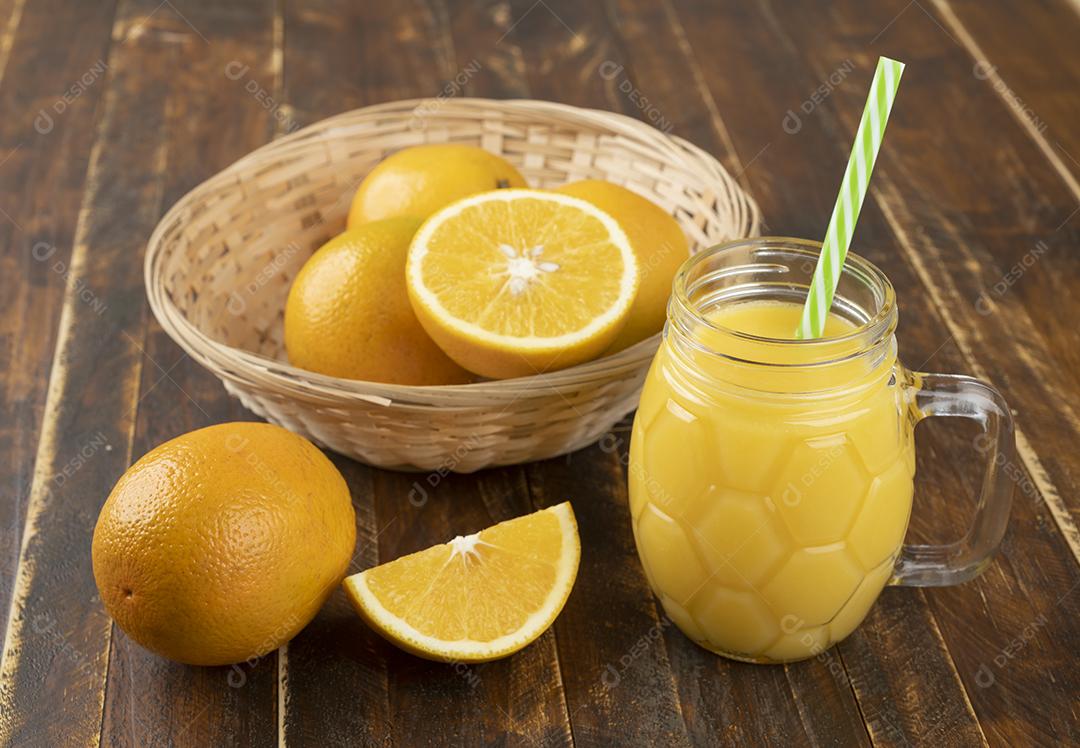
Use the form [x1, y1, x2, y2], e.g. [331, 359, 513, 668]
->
[627, 237, 1015, 663]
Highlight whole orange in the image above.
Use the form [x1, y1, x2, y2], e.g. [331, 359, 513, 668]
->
[555, 180, 689, 351]
[347, 144, 527, 226]
[91, 422, 356, 666]
[284, 218, 473, 385]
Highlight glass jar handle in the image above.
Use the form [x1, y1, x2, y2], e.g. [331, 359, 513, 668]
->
[891, 372, 1016, 587]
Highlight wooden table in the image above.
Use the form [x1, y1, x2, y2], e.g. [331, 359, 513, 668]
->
[1, 1, 1078, 745]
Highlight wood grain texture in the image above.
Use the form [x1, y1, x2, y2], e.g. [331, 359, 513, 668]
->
[0, 0, 167, 738]
[775, 0, 1080, 556]
[275, 2, 432, 745]
[1, 0, 1079, 744]
[0, 0, 117, 649]
[935, 0, 1080, 197]
[274, 2, 413, 743]
[601, 1, 978, 745]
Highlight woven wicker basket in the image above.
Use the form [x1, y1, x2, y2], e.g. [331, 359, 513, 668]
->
[145, 99, 759, 472]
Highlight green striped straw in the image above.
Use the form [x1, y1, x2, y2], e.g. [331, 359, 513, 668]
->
[796, 56, 905, 339]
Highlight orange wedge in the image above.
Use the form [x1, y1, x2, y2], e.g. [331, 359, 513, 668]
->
[343, 502, 580, 662]
[406, 189, 639, 378]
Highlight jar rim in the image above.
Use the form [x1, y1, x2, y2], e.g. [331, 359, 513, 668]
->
[671, 236, 898, 361]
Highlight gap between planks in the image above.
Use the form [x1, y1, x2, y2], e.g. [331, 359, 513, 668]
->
[658, 0, 750, 186]
[270, 0, 286, 140]
[271, 1, 291, 744]
[919, 589, 989, 747]
[757, 0, 1080, 572]
[1063, 0, 1080, 21]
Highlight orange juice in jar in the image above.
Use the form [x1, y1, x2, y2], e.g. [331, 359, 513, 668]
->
[628, 238, 1015, 663]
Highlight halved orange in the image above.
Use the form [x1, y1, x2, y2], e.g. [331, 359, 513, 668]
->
[406, 189, 639, 378]
[343, 502, 580, 662]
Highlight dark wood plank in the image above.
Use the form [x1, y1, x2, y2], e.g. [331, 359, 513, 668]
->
[443, 0, 529, 100]
[936, 0, 1080, 190]
[665, 0, 1080, 744]
[0, 0, 118, 647]
[279, 2, 572, 745]
[0, 4, 165, 742]
[924, 0, 1080, 542]
[274, 458, 397, 747]
[283, 0, 454, 123]
[97, 2, 283, 747]
[489, 1, 706, 744]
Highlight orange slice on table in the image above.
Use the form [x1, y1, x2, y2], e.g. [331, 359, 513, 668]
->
[406, 189, 639, 379]
[343, 502, 580, 662]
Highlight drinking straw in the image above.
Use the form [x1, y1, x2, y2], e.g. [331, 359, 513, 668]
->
[796, 56, 905, 339]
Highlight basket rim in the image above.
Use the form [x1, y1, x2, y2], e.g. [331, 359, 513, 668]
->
[144, 97, 760, 405]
